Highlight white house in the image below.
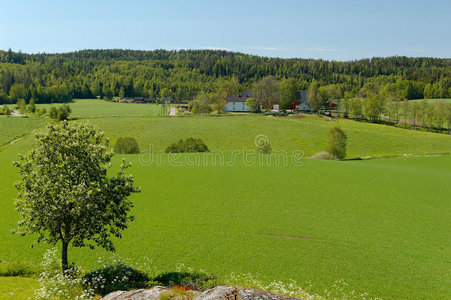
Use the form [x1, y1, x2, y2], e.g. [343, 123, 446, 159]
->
[292, 91, 311, 111]
[224, 96, 252, 112]
[224, 90, 310, 112]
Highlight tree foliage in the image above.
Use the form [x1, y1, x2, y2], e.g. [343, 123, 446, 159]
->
[13, 122, 140, 272]
[349, 98, 363, 119]
[49, 104, 71, 121]
[0, 49, 450, 106]
[165, 137, 209, 153]
[114, 137, 140, 154]
[327, 127, 347, 160]
[253, 76, 280, 111]
[363, 95, 385, 122]
[280, 78, 298, 111]
[307, 82, 323, 111]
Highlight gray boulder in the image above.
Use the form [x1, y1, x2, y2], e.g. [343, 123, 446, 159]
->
[196, 286, 298, 300]
[101, 285, 299, 300]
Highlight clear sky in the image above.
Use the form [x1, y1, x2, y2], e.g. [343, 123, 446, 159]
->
[1, 0, 450, 61]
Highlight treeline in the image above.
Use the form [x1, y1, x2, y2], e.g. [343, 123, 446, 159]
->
[338, 97, 451, 132]
[0, 48, 450, 105]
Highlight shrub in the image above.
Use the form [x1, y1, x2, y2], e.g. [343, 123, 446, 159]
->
[28, 98, 36, 113]
[114, 137, 140, 154]
[327, 126, 347, 160]
[188, 100, 212, 114]
[16, 99, 26, 114]
[83, 263, 151, 296]
[36, 108, 47, 117]
[165, 137, 208, 153]
[35, 248, 92, 300]
[154, 271, 218, 291]
[49, 104, 72, 121]
[0, 105, 11, 115]
[257, 143, 272, 154]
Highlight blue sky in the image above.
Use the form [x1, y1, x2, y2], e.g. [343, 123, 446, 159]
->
[1, 0, 450, 60]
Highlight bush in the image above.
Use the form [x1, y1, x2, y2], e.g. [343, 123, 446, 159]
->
[36, 108, 47, 117]
[114, 137, 140, 154]
[49, 104, 71, 121]
[165, 137, 208, 153]
[188, 100, 212, 114]
[83, 263, 151, 296]
[327, 126, 347, 160]
[35, 248, 92, 300]
[154, 271, 218, 291]
[0, 105, 11, 115]
[16, 99, 26, 114]
[28, 98, 36, 113]
[257, 143, 272, 154]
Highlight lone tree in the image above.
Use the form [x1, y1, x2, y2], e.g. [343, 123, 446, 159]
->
[327, 126, 347, 160]
[14, 122, 140, 272]
[307, 82, 324, 112]
[280, 78, 298, 111]
[253, 76, 280, 111]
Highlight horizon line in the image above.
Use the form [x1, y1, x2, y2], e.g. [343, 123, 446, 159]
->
[1, 47, 450, 63]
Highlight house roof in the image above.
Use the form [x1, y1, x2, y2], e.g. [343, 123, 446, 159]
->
[226, 96, 247, 103]
[242, 90, 253, 98]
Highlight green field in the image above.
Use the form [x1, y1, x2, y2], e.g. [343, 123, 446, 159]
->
[37, 99, 162, 119]
[0, 277, 38, 300]
[2, 113, 451, 158]
[1, 100, 451, 299]
[0, 153, 450, 299]
[410, 98, 451, 104]
[0, 117, 48, 147]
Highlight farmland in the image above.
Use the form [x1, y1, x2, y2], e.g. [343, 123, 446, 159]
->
[0, 277, 38, 300]
[0, 153, 450, 299]
[1, 101, 451, 158]
[35, 99, 162, 119]
[0, 100, 451, 299]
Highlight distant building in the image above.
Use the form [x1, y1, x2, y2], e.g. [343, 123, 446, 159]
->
[224, 90, 311, 112]
[133, 97, 144, 103]
[144, 98, 156, 103]
[289, 91, 311, 111]
[224, 95, 252, 112]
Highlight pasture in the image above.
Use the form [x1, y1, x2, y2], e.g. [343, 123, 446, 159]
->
[410, 98, 451, 104]
[2, 112, 451, 158]
[0, 277, 38, 300]
[37, 99, 161, 119]
[0, 153, 450, 299]
[1, 99, 451, 299]
[0, 117, 48, 148]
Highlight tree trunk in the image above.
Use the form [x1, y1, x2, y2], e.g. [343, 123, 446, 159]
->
[62, 241, 69, 273]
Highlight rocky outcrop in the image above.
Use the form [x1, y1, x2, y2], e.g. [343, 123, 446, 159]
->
[101, 286, 299, 300]
[196, 286, 298, 300]
[101, 286, 180, 300]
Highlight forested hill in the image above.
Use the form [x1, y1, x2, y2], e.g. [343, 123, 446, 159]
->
[0, 48, 450, 104]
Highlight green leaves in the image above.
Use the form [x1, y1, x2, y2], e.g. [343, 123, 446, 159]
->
[14, 121, 140, 269]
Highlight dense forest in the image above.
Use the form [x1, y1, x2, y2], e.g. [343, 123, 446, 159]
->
[0, 48, 450, 104]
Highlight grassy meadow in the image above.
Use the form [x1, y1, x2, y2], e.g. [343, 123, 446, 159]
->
[1, 100, 451, 299]
[2, 101, 451, 158]
[0, 153, 450, 299]
[0, 277, 38, 300]
[410, 98, 451, 104]
[37, 99, 162, 119]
